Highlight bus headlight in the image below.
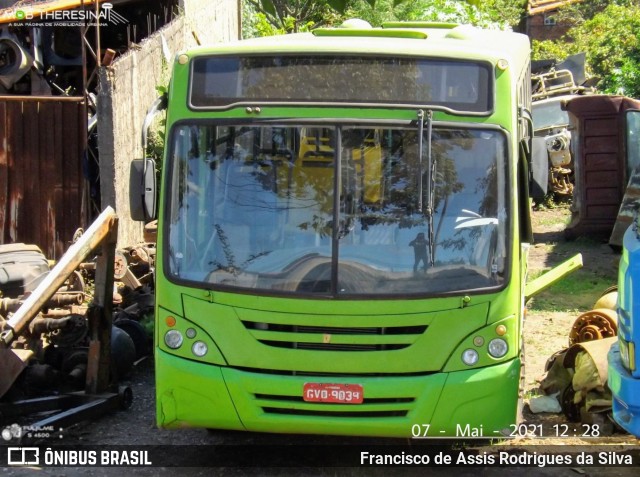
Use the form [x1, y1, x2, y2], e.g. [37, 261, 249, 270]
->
[164, 330, 183, 349]
[462, 349, 479, 366]
[192, 341, 208, 357]
[488, 338, 508, 358]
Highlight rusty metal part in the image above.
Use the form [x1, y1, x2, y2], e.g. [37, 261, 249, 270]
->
[120, 268, 142, 290]
[42, 309, 70, 318]
[593, 288, 618, 311]
[0, 297, 23, 315]
[79, 262, 96, 272]
[550, 166, 574, 196]
[114, 250, 128, 280]
[28, 314, 74, 335]
[569, 308, 618, 345]
[62, 270, 86, 294]
[143, 219, 157, 243]
[47, 292, 85, 307]
[0, 293, 83, 316]
[0, 348, 33, 397]
[42, 305, 87, 318]
[0, 98, 87, 260]
[128, 245, 151, 265]
[0, 206, 118, 347]
[48, 314, 87, 347]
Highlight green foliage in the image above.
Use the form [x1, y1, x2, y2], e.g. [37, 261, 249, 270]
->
[528, 270, 614, 313]
[244, 0, 344, 35]
[532, 2, 640, 98]
[346, 0, 525, 29]
[252, 12, 315, 36]
[244, 0, 527, 37]
[573, 3, 640, 96]
[531, 39, 576, 62]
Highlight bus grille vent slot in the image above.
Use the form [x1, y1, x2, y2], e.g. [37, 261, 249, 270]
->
[243, 322, 427, 351]
[261, 408, 408, 418]
[255, 393, 415, 404]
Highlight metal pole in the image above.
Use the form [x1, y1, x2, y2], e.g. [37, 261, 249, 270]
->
[0, 206, 118, 347]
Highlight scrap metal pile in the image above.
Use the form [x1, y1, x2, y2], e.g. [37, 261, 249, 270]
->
[0, 230, 155, 402]
[535, 288, 620, 434]
[531, 53, 596, 201]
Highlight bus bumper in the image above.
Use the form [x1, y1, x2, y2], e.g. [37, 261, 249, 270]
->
[608, 343, 640, 438]
[156, 349, 520, 438]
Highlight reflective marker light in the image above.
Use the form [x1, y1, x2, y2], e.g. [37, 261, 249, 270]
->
[620, 339, 635, 372]
[495, 324, 507, 336]
[488, 338, 508, 358]
[165, 316, 176, 327]
[462, 349, 479, 366]
[165, 330, 183, 349]
[192, 341, 208, 357]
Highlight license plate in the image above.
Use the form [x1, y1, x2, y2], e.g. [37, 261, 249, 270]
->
[303, 383, 364, 404]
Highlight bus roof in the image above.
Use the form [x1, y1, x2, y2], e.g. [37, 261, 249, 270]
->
[184, 22, 530, 72]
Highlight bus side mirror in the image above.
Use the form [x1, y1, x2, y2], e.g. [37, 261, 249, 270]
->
[530, 137, 549, 200]
[130, 158, 157, 221]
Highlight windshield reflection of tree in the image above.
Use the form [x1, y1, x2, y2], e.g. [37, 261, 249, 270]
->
[169, 124, 505, 293]
[435, 132, 501, 276]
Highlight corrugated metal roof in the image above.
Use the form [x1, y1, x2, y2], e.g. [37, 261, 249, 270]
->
[528, 0, 583, 15]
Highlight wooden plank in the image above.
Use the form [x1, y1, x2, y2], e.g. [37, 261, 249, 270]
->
[53, 101, 65, 259]
[40, 101, 57, 258]
[585, 135, 619, 154]
[77, 100, 88, 229]
[584, 153, 619, 172]
[0, 98, 85, 256]
[9, 102, 24, 243]
[61, 102, 80, 252]
[585, 187, 620, 204]
[584, 118, 618, 136]
[0, 102, 7, 242]
[23, 101, 40, 248]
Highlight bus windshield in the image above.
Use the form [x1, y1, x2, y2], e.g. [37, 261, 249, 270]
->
[167, 123, 509, 296]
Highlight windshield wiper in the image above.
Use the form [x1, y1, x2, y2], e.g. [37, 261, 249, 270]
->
[417, 109, 435, 267]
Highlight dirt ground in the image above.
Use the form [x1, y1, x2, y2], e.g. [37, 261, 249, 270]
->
[518, 204, 630, 445]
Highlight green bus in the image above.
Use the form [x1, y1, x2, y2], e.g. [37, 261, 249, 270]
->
[131, 20, 578, 438]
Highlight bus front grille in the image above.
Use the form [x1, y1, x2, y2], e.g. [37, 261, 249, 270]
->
[243, 322, 427, 352]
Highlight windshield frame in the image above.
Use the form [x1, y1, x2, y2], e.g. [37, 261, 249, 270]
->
[188, 54, 495, 117]
[162, 118, 513, 300]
